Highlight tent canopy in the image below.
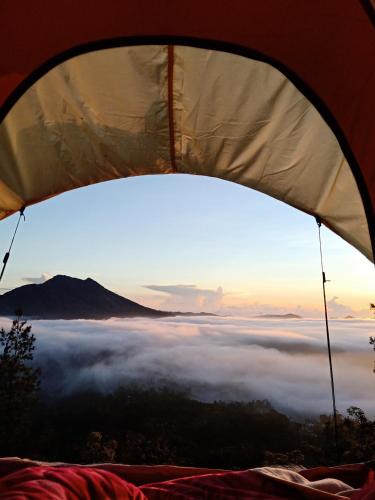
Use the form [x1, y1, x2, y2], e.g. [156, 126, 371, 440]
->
[0, 1, 374, 261]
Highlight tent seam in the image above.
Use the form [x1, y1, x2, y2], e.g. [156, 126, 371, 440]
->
[167, 45, 177, 172]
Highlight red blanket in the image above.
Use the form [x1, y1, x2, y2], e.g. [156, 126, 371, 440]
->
[0, 459, 374, 499]
[0, 464, 145, 499]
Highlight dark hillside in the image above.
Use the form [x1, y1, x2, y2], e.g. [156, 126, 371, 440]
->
[0, 275, 169, 319]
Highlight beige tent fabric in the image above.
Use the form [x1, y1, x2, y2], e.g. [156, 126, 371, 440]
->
[0, 46, 173, 217]
[0, 45, 372, 261]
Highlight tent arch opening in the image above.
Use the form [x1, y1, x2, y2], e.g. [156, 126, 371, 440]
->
[0, 42, 373, 262]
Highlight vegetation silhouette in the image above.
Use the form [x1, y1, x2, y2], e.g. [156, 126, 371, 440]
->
[22, 386, 375, 468]
[0, 311, 41, 455]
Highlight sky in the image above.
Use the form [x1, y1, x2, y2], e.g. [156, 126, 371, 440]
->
[0, 173, 374, 317]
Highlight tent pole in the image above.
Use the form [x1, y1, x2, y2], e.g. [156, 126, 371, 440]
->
[316, 217, 339, 462]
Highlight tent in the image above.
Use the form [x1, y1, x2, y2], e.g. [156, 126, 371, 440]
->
[0, 4, 375, 497]
[0, 0, 374, 264]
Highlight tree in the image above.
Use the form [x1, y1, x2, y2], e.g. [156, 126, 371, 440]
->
[340, 407, 375, 462]
[80, 432, 118, 463]
[0, 313, 41, 454]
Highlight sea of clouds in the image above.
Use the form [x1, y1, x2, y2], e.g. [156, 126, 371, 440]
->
[1, 315, 374, 418]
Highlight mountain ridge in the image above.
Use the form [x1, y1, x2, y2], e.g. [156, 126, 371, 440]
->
[254, 313, 302, 319]
[0, 275, 215, 320]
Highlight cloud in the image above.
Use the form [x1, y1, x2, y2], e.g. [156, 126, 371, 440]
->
[22, 273, 52, 285]
[327, 296, 356, 318]
[1, 315, 373, 418]
[144, 284, 224, 312]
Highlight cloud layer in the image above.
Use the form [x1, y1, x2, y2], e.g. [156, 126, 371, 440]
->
[1, 315, 374, 418]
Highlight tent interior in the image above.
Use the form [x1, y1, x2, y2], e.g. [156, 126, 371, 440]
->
[0, 2, 374, 497]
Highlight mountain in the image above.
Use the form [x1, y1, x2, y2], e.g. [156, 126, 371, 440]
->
[255, 313, 302, 319]
[0, 275, 171, 320]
